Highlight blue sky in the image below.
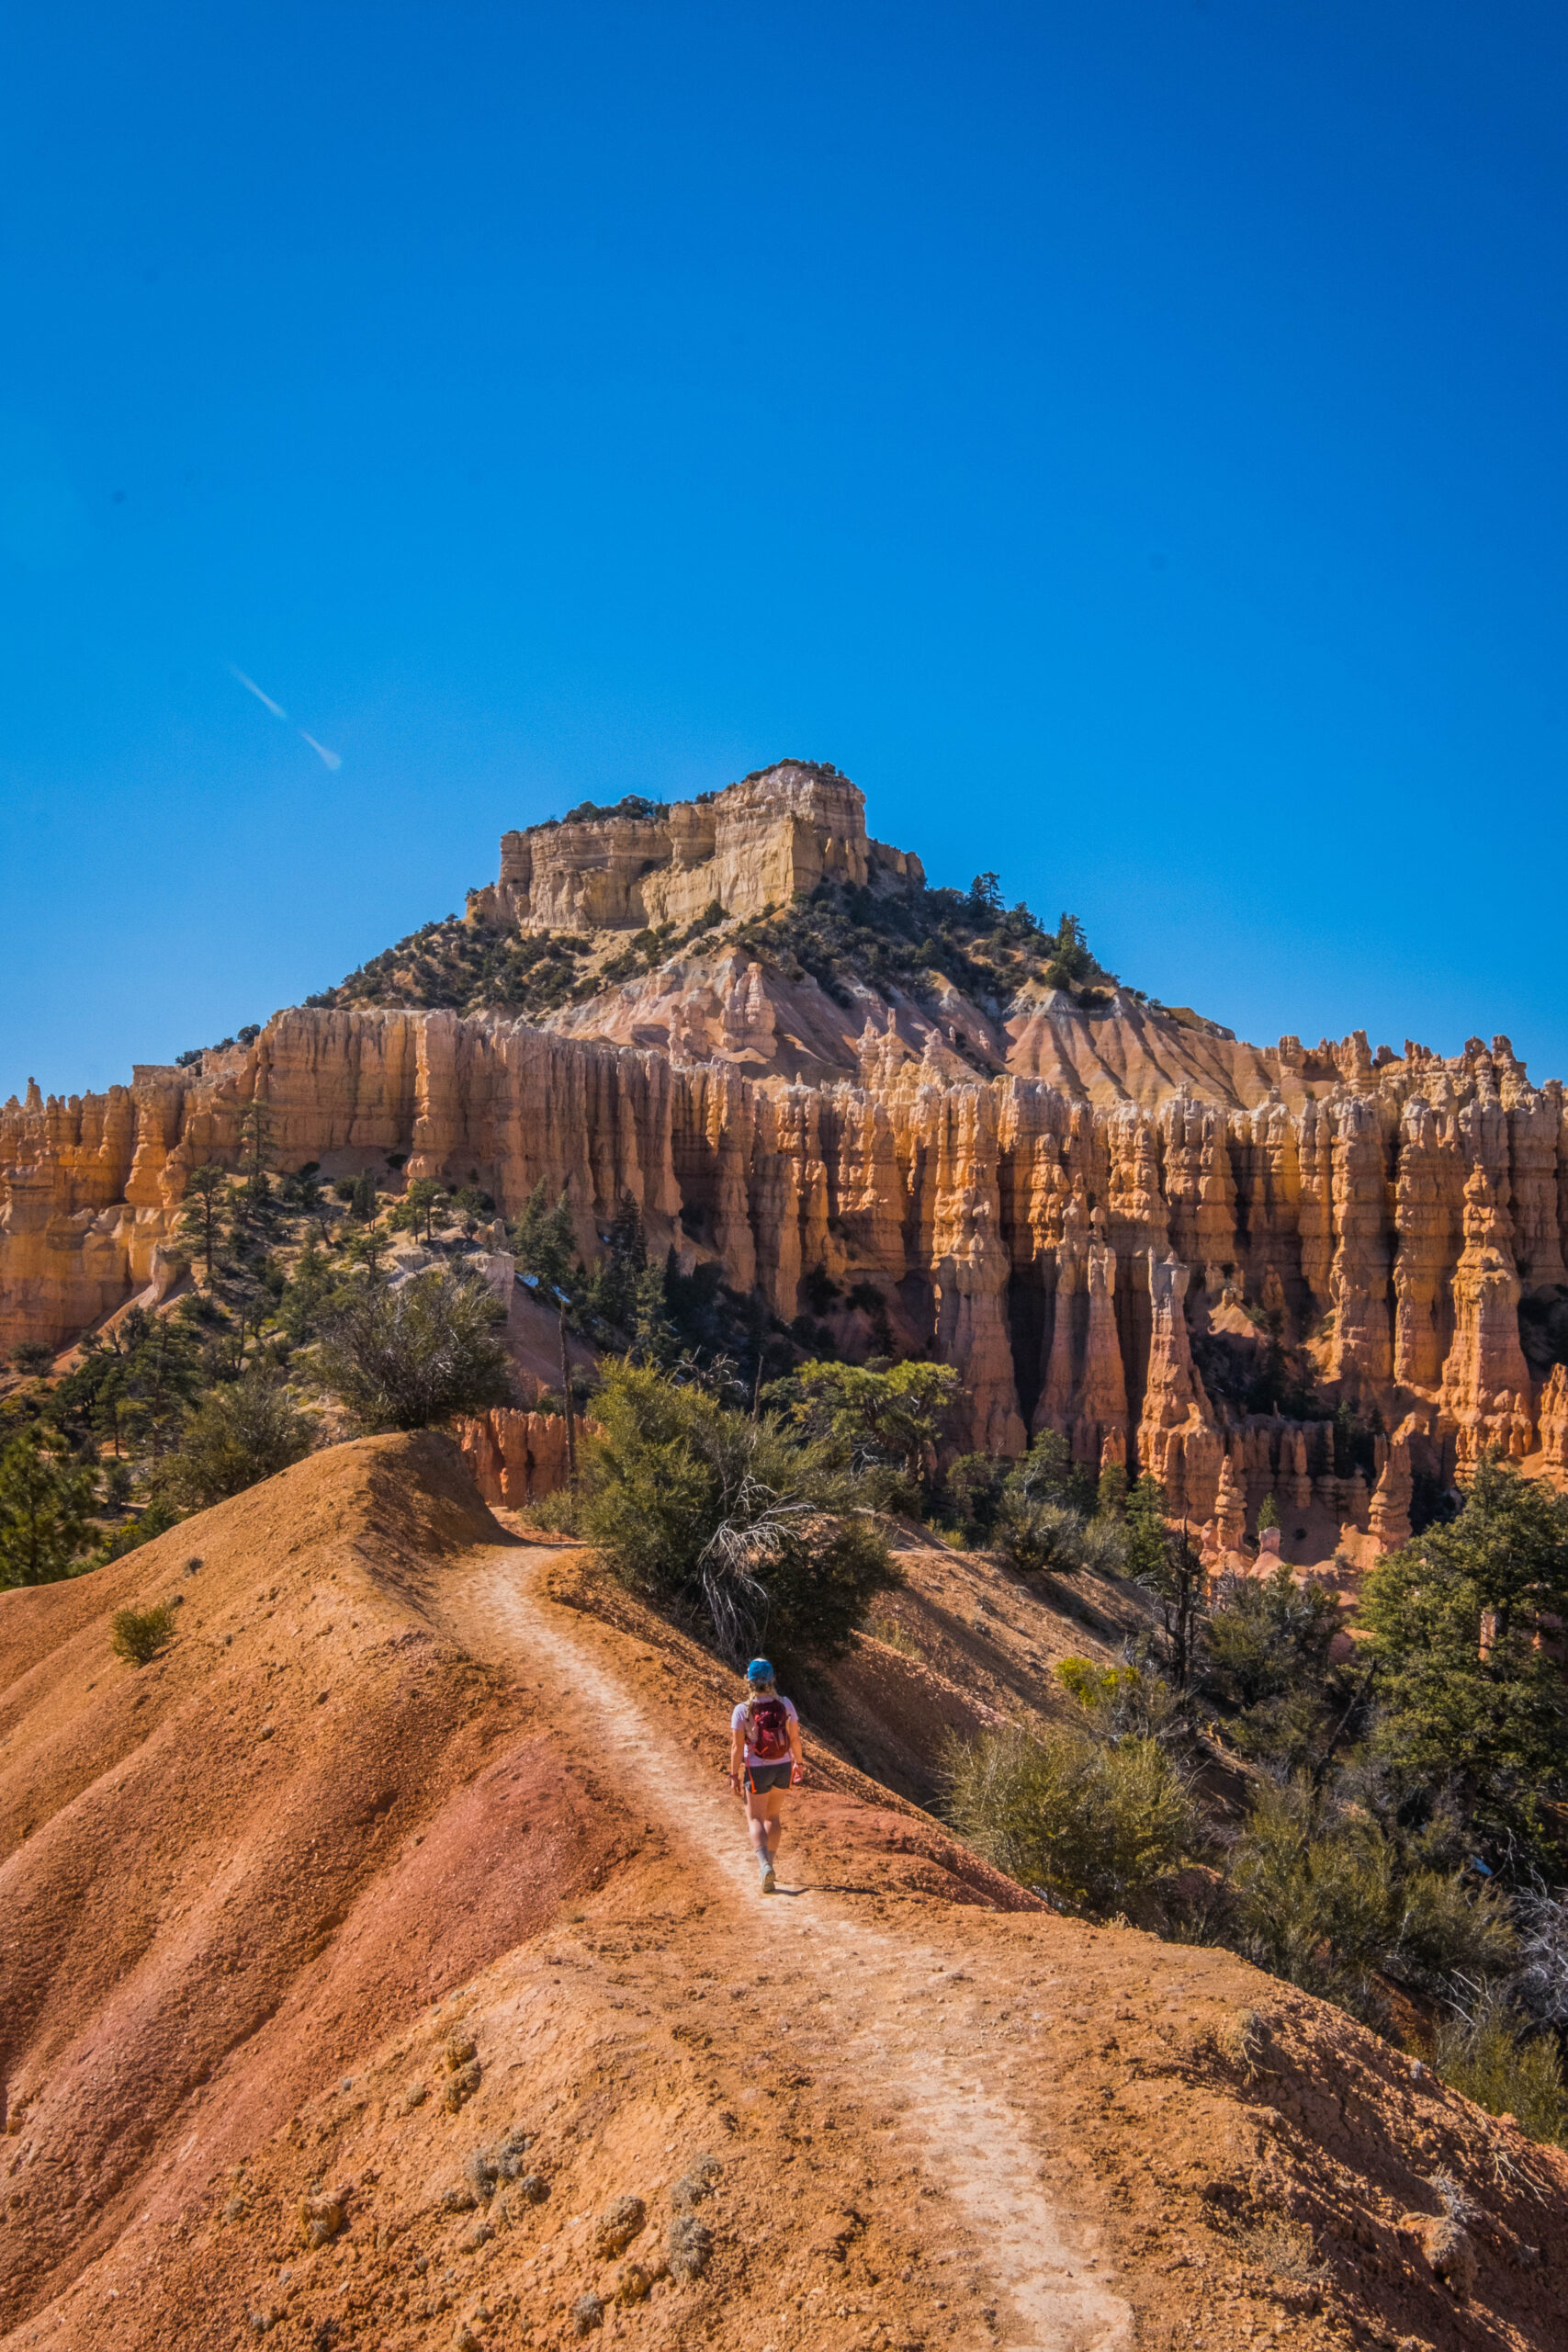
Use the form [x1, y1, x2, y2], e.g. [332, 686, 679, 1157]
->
[3, 2, 1564, 1099]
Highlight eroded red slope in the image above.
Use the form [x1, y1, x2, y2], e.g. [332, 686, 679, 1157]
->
[3, 1441, 1566, 2352]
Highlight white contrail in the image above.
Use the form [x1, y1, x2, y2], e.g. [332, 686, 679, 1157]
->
[299, 730, 342, 772]
[228, 663, 288, 719]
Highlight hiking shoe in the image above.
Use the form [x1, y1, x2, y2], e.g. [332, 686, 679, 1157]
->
[760, 1863, 777, 1894]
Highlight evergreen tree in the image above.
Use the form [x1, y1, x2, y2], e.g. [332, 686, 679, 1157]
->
[1095, 1458, 1128, 1521]
[178, 1163, 229, 1284]
[1122, 1473, 1168, 1583]
[278, 1230, 333, 1340]
[233, 1102, 278, 1231]
[1360, 1457, 1568, 1852]
[774, 1359, 961, 1487]
[123, 1309, 206, 1460]
[630, 1260, 682, 1367]
[0, 1429, 96, 1587]
[402, 1175, 446, 1241]
[512, 1182, 577, 1296]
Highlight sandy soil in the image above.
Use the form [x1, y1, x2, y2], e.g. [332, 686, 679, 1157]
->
[4, 1438, 1566, 2352]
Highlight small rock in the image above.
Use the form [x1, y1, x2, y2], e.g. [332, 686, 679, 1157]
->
[666, 2214, 713, 2281]
[223, 2195, 248, 2222]
[297, 2197, 344, 2249]
[1418, 2216, 1477, 2301]
[446, 2033, 479, 2069]
[572, 2292, 605, 2335]
[466, 2219, 495, 2249]
[512, 2173, 550, 2206]
[445, 2059, 482, 2112]
[615, 2263, 653, 2305]
[453, 2326, 483, 2352]
[443, 2187, 479, 2214]
[402, 2081, 429, 2112]
[592, 2195, 647, 2256]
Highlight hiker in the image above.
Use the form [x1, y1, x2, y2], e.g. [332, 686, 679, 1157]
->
[728, 1657, 805, 1894]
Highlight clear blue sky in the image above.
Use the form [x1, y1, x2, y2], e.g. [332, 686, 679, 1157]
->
[4, 2, 1564, 1101]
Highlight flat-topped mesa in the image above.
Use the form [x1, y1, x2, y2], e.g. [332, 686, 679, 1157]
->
[467, 760, 923, 935]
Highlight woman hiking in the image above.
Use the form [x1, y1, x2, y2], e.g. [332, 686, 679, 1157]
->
[728, 1657, 805, 1894]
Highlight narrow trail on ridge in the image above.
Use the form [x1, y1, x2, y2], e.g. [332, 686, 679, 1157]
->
[452, 1544, 1133, 2352]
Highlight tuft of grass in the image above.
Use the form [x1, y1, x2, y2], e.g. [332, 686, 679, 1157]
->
[109, 1603, 176, 1667]
[867, 1613, 926, 1660]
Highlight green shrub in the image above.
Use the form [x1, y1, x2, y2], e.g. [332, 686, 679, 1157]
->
[943, 1722, 1196, 1917]
[1205, 1567, 1341, 1709]
[1055, 1656, 1178, 1738]
[991, 1493, 1087, 1576]
[1224, 1779, 1517, 2022]
[1433, 1997, 1566, 2145]
[110, 1603, 176, 1667]
[579, 1361, 895, 1664]
[942, 1453, 1007, 1541]
[316, 1268, 513, 1430]
[165, 1373, 312, 1507]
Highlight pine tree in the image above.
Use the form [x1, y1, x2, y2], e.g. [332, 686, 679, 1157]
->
[512, 1182, 577, 1296]
[178, 1163, 229, 1284]
[0, 1430, 96, 1588]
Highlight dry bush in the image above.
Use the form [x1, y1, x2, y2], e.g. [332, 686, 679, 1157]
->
[671, 2154, 722, 2211]
[1241, 2215, 1327, 2284]
[666, 2214, 713, 2280]
[1433, 1997, 1567, 2146]
[1214, 2007, 1266, 2083]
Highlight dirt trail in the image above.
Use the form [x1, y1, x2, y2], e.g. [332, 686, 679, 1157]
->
[457, 1545, 1132, 2352]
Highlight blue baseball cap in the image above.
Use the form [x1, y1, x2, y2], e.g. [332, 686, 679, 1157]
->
[745, 1657, 774, 1682]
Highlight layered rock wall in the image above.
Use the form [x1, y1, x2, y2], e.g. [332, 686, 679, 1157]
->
[469, 762, 924, 936]
[7, 1003, 1568, 1498]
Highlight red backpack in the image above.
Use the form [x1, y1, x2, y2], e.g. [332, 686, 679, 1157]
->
[748, 1697, 791, 1761]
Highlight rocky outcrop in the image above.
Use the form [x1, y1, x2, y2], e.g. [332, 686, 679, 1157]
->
[1136, 1253, 1222, 1521]
[1210, 1452, 1247, 1553]
[468, 763, 923, 936]
[1368, 1436, 1414, 1552]
[456, 1409, 586, 1507]
[1540, 1364, 1568, 1479]
[8, 773, 1568, 1497]
[1438, 1164, 1536, 1477]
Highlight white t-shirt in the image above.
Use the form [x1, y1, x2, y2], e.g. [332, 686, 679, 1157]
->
[731, 1694, 798, 1768]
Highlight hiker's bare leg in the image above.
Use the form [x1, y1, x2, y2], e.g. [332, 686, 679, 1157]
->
[745, 1787, 786, 1861]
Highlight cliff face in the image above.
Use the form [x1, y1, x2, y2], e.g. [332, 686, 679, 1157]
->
[468, 761, 923, 936]
[6, 766, 1568, 1514]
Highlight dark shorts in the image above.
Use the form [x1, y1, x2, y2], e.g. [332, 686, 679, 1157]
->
[744, 1761, 793, 1794]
